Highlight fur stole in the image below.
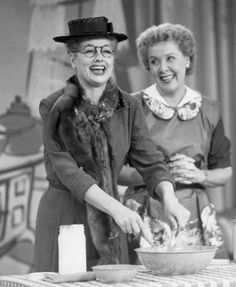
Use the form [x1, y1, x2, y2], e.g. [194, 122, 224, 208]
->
[50, 76, 122, 264]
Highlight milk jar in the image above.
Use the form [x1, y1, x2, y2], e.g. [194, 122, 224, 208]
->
[58, 224, 86, 274]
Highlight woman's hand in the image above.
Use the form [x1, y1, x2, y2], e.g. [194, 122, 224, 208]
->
[84, 184, 148, 237]
[162, 193, 191, 230]
[111, 204, 147, 237]
[168, 154, 206, 184]
[155, 181, 191, 230]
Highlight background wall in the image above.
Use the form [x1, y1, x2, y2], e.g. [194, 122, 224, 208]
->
[0, 0, 31, 115]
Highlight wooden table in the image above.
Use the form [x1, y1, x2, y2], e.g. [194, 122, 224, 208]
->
[0, 261, 236, 287]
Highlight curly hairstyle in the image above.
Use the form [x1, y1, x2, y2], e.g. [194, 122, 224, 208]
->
[136, 23, 196, 75]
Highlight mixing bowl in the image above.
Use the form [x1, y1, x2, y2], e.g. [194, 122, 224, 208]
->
[92, 264, 139, 283]
[135, 245, 217, 275]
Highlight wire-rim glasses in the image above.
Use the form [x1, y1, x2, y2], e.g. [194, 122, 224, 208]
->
[70, 44, 114, 58]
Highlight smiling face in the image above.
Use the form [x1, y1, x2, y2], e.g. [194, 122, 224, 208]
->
[69, 38, 116, 89]
[148, 40, 190, 99]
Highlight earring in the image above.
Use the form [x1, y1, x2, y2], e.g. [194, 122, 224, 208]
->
[186, 63, 190, 68]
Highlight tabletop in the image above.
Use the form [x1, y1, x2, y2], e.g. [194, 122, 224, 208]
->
[0, 261, 236, 287]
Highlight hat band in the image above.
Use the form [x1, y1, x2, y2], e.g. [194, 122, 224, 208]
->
[69, 22, 114, 35]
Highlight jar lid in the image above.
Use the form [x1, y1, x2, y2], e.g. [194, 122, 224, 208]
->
[60, 224, 84, 231]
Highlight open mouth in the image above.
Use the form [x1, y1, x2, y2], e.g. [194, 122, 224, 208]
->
[90, 65, 106, 75]
[159, 74, 174, 83]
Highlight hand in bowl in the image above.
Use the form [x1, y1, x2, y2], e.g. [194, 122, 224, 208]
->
[162, 192, 191, 230]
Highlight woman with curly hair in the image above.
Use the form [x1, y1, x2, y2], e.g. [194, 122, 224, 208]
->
[120, 23, 232, 260]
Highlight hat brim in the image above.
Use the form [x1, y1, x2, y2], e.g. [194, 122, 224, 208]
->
[53, 32, 128, 43]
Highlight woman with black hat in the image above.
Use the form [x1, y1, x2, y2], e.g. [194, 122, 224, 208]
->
[34, 16, 190, 272]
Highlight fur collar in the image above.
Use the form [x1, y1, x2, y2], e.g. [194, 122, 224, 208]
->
[50, 76, 122, 264]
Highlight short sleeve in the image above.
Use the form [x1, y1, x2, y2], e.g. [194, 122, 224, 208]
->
[207, 118, 231, 169]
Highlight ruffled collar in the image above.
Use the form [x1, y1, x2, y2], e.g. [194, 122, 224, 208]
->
[142, 84, 202, 120]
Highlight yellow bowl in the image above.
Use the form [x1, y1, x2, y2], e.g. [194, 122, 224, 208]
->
[135, 245, 217, 275]
[91, 264, 139, 283]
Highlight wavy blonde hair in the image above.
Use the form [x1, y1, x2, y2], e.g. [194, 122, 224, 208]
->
[136, 23, 196, 75]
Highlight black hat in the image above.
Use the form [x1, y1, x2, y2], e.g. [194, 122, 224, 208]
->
[53, 16, 128, 43]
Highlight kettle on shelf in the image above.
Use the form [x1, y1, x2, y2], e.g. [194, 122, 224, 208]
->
[0, 95, 42, 156]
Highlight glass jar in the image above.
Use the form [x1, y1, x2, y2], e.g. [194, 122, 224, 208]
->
[58, 224, 86, 274]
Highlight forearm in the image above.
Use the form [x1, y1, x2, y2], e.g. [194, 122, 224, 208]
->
[154, 181, 190, 229]
[201, 167, 232, 187]
[118, 166, 176, 200]
[84, 184, 125, 216]
[84, 184, 147, 236]
[154, 181, 176, 201]
[168, 154, 232, 188]
[118, 166, 144, 186]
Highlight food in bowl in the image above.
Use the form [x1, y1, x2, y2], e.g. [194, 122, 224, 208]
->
[135, 245, 217, 275]
[91, 264, 139, 283]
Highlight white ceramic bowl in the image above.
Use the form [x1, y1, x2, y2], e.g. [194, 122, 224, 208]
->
[135, 245, 217, 275]
[91, 264, 139, 283]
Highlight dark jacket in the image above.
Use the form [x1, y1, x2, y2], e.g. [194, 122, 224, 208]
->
[34, 79, 174, 272]
[40, 85, 174, 201]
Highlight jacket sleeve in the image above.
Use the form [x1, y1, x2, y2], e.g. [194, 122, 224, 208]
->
[39, 96, 97, 203]
[127, 99, 175, 198]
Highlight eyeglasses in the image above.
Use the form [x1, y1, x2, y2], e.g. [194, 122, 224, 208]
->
[71, 45, 114, 58]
